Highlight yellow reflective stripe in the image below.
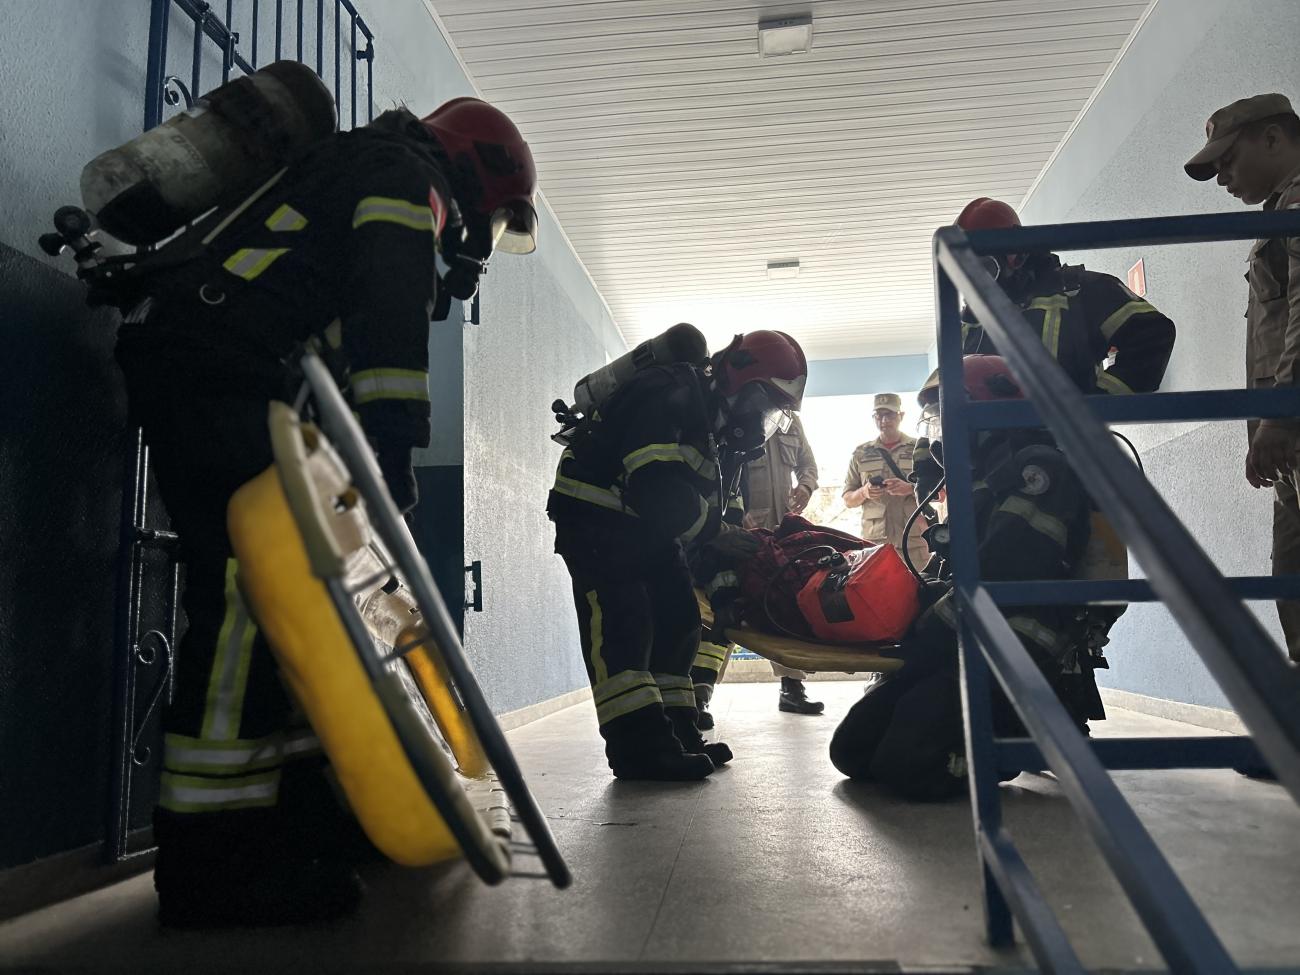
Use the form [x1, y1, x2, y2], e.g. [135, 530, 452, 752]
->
[163, 730, 320, 775]
[679, 495, 711, 543]
[585, 590, 608, 683]
[552, 472, 635, 515]
[222, 247, 289, 281]
[623, 442, 715, 478]
[727, 493, 745, 511]
[352, 195, 434, 232]
[693, 641, 731, 672]
[159, 769, 281, 813]
[1027, 295, 1068, 359]
[1096, 371, 1135, 395]
[706, 571, 739, 597]
[1008, 615, 1060, 651]
[654, 673, 696, 709]
[264, 203, 308, 232]
[352, 367, 430, 404]
[201, 561, 258, 741]
[593, 670, 661, 725]
[1099, 300, 1157, 340]
[998, 495, 1068, 547]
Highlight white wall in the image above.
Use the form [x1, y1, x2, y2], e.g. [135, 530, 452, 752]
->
[1018, 0, 1300, 707]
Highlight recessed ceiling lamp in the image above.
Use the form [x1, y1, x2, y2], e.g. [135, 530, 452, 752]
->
[766, 258, 801, 279]
[758, 15, 813, 58]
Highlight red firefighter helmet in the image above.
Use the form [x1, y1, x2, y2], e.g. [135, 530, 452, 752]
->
[713, 330, 808, 447]
[715, 330, 808, 409]
[918, 354, 1022, 416]
[955, 197, 1025, 276]
[420, 97, 538, 254]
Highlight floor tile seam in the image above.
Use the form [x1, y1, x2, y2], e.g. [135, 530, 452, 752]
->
[633, 695, 731, 961]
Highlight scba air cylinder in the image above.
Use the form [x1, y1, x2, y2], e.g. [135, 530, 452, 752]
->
[573, 322, 710, 414]
[81, 60, 336, 245]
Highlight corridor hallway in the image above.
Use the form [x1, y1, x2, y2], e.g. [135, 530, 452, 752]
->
[1, 682, 1297, 973]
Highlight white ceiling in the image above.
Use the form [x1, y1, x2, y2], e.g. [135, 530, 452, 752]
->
[434, 0, 1149, 360]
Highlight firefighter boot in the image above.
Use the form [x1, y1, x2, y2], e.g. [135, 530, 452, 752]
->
[778, 676, 825, 715]
[666, 706, 733, 767]
[694, 682, 715, 731]
[602, 706, 714, 781]
[153, 809, 363, 928]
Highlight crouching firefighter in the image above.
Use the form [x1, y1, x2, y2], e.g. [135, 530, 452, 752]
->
[548, 328, 808, 779]
[86, 73, 538, 926]
[829, 356, 1103, 801]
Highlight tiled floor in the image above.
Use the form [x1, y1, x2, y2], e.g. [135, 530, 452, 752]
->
[2, 682, 1298, 973]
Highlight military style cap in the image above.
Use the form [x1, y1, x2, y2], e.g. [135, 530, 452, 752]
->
[1185, 93, 1296, 180]
[873, 393, 902, 414]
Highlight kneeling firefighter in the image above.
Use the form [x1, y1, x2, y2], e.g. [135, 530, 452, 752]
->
[548, 328, 808, 780]
[89, 65, 538, 926]
[829, 356, 1103, 801]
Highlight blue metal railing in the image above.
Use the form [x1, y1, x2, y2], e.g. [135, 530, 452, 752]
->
[933, 211, 1300, 972]
[107, 0, 376, 864]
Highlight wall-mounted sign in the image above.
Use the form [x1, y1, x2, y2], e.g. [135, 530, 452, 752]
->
[1127, 258, 1147, 298]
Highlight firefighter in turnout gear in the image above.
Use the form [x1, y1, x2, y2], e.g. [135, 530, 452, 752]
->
[954, 198, 1176, 397]
[830, 357, 1101, 800]
[549, 330, 808, 780]
[114, 98, 537, 927]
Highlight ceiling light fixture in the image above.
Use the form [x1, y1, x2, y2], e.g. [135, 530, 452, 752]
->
[766, 258, 801, 280]
[758, 15, 813, 58]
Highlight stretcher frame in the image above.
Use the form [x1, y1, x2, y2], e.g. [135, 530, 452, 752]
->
[696, 591, 904, 675]
[283, 351, 570, 888]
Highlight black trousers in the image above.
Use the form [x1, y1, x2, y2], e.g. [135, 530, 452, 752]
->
[558, 528, 701, 734]
[117, 345, 322, 872]
[828, 607, 1032, 802]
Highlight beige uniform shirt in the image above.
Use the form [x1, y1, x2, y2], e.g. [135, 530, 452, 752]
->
[745, 416, 818, 531]
[842, 433, 928, 565]
[1247, 166, 1300, 395]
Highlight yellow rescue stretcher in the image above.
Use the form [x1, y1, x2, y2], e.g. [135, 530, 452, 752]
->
[227, 351, 569, 888]
[696, 591, 905, 675]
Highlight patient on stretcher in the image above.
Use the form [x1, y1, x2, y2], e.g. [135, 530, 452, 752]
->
[693, 514, 921, 648]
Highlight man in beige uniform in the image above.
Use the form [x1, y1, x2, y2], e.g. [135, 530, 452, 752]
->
[1186, 92, 1300, 664]
[843, 393, 930, 570]
[743, 416, 825, 714]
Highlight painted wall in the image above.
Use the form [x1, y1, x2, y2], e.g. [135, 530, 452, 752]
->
[1018, 0, 1300, 708]
[0, 0, 621, 872]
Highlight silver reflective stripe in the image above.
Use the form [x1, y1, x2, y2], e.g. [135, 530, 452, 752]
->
[352, 195, 434, 232]
[201, 561, 257, 741]
[623, 442, 716, 479]
[352, 368, 430, 405]
[998, 495, 1068, 547]
[552, 472, 635, 515]
[159, 770, 280, 812]
[706, 571, 739, 597]
[593, 670, 661, 725]
[1096, 371, 1134, 395]
[654, 673, 695, 709]
[164, 730, 322, 774]
[693, 641, 731, 672]
[222, 247, 289, 281]
[678, 495, 710, 543]
[123, 297, 154, 324]
[264, 203, 308, 232]
[1008, 615, 1061, 651]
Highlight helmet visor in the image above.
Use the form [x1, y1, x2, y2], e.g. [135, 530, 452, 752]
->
[491, 201, 538, 255]
[729, 383, 792, 447]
